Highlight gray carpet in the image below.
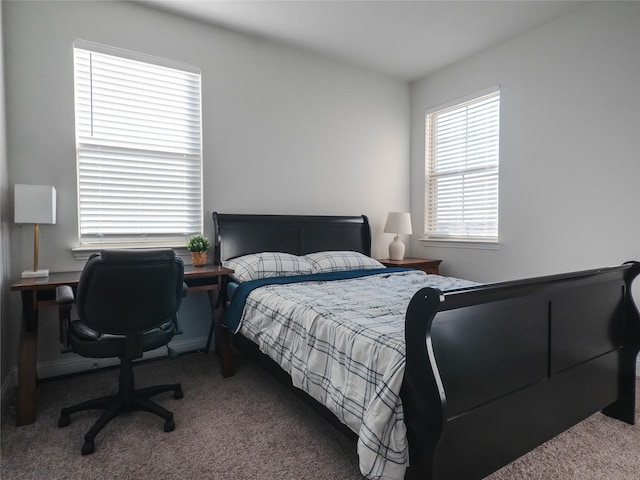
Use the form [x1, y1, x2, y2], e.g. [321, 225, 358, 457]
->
[1, 352, 638, 479]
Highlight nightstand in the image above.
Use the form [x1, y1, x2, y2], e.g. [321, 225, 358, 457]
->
[378, 257, 442, 275]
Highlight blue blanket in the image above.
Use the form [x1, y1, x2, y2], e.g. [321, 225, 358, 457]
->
[223, 267, 409, 333]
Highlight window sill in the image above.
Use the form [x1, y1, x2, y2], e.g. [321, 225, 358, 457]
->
[72, 244, 191, 261]
[419, 238, 501, 250]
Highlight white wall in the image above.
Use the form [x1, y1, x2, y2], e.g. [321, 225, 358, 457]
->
[3, 0, 409, 377]
[1, 1, 16, 395]
[410, 2, 640, 283]
[5, 0, 638, 382]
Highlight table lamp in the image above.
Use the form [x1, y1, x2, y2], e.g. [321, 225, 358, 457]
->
[14, 184, 57, 278]
[384, 212, 412, 261]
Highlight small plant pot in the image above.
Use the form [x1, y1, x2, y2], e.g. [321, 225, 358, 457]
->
[191, 251, 207, 266]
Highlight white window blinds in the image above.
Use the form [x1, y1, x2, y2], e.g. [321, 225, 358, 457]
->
[425, 90, 500, 242]
[73, 43, 203, 246]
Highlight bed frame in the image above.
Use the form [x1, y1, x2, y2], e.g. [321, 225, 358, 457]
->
[212, 212, 640, 480]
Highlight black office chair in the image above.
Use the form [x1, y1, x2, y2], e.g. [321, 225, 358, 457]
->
[56, 249, 186, 455]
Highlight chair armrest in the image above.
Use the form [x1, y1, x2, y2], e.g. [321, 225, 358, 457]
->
[56, 285, 75, 352]
[56, 285, 75, 305]
[169, 282, 188, 337]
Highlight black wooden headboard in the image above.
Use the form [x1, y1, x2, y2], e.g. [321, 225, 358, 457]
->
[212, 212, 372, 264]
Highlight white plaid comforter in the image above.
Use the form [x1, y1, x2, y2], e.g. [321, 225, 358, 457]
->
[237, 270, 477, 480]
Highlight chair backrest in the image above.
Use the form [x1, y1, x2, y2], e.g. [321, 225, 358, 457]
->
[75, 249, 185, 335]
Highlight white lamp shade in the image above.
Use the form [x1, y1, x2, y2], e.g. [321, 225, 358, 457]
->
[15, 184, 57, 224]
[384, 212, 412, 235]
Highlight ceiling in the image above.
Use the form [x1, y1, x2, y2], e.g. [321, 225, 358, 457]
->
[141, 0, 590, 82]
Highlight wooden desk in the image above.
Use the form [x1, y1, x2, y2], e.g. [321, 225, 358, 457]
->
[10, 264, 233, 427]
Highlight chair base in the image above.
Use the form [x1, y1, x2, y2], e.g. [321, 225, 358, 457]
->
[58, 357, 183, 455]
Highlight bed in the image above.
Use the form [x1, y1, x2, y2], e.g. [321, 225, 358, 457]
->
[211, 212, 640, 480]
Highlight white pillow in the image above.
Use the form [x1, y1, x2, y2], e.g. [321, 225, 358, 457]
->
[223, 252, 313, 283]
[304, 251, 384, 274]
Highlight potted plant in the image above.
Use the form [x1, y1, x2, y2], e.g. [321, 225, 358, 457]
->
[187, 234, 211, 266]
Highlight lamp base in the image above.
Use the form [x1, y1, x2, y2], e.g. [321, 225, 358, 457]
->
[22, 269, 49, 278]
[388, 236, 406, 261]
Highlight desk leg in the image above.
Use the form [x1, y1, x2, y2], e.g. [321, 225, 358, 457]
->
[205, 289, 235, 378]
[215, 318, 235, 378]
[16, 290, 38, 426]
[204, 289, 218, 354]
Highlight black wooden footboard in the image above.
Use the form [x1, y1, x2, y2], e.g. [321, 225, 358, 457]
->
[402, 262, 640, 480]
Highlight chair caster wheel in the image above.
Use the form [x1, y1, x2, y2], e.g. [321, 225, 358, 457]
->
[58, 415, 70, 428]
[174, 389, 183, 400]
[164, 419, 175, 432]
[81, 439, 95, 455]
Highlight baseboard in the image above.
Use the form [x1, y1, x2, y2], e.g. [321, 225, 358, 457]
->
[1, 367, 16, 398]
[5, 343, 640, 399]
[1, 366, 17, 417]
[36, 336, 209, 380]
[25, 349, 640, 379]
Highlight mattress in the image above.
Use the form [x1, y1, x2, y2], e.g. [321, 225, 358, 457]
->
[224, 269, 477, 480]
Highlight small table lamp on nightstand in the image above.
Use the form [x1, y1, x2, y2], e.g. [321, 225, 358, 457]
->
[384, 212, 412, 261]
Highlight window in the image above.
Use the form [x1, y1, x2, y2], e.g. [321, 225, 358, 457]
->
[73, 41, 202, 247]
[425, 89, 500, 243]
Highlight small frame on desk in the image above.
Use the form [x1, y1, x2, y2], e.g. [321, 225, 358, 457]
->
[377, 257, 442, 275]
